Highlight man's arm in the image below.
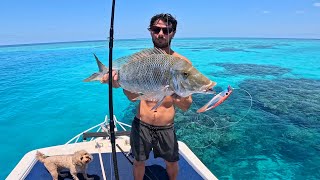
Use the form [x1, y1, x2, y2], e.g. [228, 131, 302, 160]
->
[123, 89, 139, 102]
[172, 94, 192, 112]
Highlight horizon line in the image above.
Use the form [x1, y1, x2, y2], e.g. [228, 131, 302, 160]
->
[1, 36, 319, 47]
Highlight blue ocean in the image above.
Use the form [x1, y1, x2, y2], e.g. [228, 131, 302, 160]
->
[0, 38, 319, 179]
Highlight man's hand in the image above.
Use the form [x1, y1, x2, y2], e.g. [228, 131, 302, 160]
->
[172, 93, 192, 111]
[100, 70, 121, 88]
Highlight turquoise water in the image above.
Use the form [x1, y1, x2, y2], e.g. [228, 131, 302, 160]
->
[0, 38, 319, 179]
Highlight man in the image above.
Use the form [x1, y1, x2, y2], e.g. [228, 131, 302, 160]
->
[101, 13, 192, 180]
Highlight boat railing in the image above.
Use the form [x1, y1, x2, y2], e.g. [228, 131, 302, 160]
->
[65, 115, 131, 144]
[114, 115, 131, 131]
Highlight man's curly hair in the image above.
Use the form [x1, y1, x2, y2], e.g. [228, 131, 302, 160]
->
[149, 13, 177, 32]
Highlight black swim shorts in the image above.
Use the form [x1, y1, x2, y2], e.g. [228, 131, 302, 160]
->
[130, 117, 179, 162]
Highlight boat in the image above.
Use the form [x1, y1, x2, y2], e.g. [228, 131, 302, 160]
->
[8, 115, 218, 180]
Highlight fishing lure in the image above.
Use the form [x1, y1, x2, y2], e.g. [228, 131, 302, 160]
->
[197, 85, 233, 113]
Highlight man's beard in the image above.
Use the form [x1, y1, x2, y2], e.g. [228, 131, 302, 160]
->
[152, 38, 172, 48]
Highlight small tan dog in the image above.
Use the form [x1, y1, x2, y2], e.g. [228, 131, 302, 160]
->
[36, 150, 93, 180]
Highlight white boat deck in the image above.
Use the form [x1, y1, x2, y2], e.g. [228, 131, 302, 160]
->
[7, 116, 218, 180]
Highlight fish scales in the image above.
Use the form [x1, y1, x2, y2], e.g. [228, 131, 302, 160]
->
[118, 54, 176, 99]
[84, 48, 217, 109]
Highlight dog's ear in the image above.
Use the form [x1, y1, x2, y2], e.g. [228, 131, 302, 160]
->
[72, 151, 84, 166]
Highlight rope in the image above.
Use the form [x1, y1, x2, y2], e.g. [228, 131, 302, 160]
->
[193, 88, 252, 130]
[95, 141, 107, 180]
[110, 153, 113, 179]
[215, 88, 252, 130]
[187, 88, 253, 149]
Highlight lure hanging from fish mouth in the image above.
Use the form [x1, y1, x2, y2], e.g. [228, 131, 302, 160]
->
[197, 85, 233, 113]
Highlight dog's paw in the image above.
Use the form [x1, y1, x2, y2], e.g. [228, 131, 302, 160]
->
[59, 173, 68, 178]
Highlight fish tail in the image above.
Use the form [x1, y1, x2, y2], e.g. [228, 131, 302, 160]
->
[83, 53, 108, 82]
[36, 151, 47, 163]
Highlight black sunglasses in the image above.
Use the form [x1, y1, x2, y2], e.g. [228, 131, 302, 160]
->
[148, 26, 173, 35]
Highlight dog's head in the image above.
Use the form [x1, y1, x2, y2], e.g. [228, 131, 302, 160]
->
[72, 150, 93, 166]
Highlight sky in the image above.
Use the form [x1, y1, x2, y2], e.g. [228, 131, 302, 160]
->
[1, 0, 320, 45]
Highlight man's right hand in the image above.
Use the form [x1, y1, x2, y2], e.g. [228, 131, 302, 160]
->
[100, 70, 121, 88]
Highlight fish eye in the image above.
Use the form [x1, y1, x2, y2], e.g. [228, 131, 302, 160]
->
[226, 93, 229, 95]
[183, 72, 189, 77]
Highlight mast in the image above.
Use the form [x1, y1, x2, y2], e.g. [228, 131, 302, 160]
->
[107, 0, 119, 179]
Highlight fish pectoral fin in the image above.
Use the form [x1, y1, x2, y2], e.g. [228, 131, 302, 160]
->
[132, 92, 163, 101]
[132, 86, 172, 110]
[132, 93, 145, 101]
[132, 85, 172, 101]
[151, 96, 166, 111]
[150, 86, 172, 111]
[132, 92, 165, 101]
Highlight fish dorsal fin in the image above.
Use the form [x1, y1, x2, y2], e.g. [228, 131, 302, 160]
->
[113, 48, 167, 68]
[94, 53, 107, 72]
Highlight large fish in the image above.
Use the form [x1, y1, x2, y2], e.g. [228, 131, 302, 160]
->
[84, 48, 216, 110]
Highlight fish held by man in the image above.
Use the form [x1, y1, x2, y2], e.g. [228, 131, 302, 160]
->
[84, 48, 217, 110]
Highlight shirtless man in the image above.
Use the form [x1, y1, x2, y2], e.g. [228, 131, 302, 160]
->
[101, 13, 192, 180]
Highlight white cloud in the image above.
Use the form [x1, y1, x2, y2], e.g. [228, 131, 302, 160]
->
[314, 2, 320, 7]
[262, 10, 270, 14]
